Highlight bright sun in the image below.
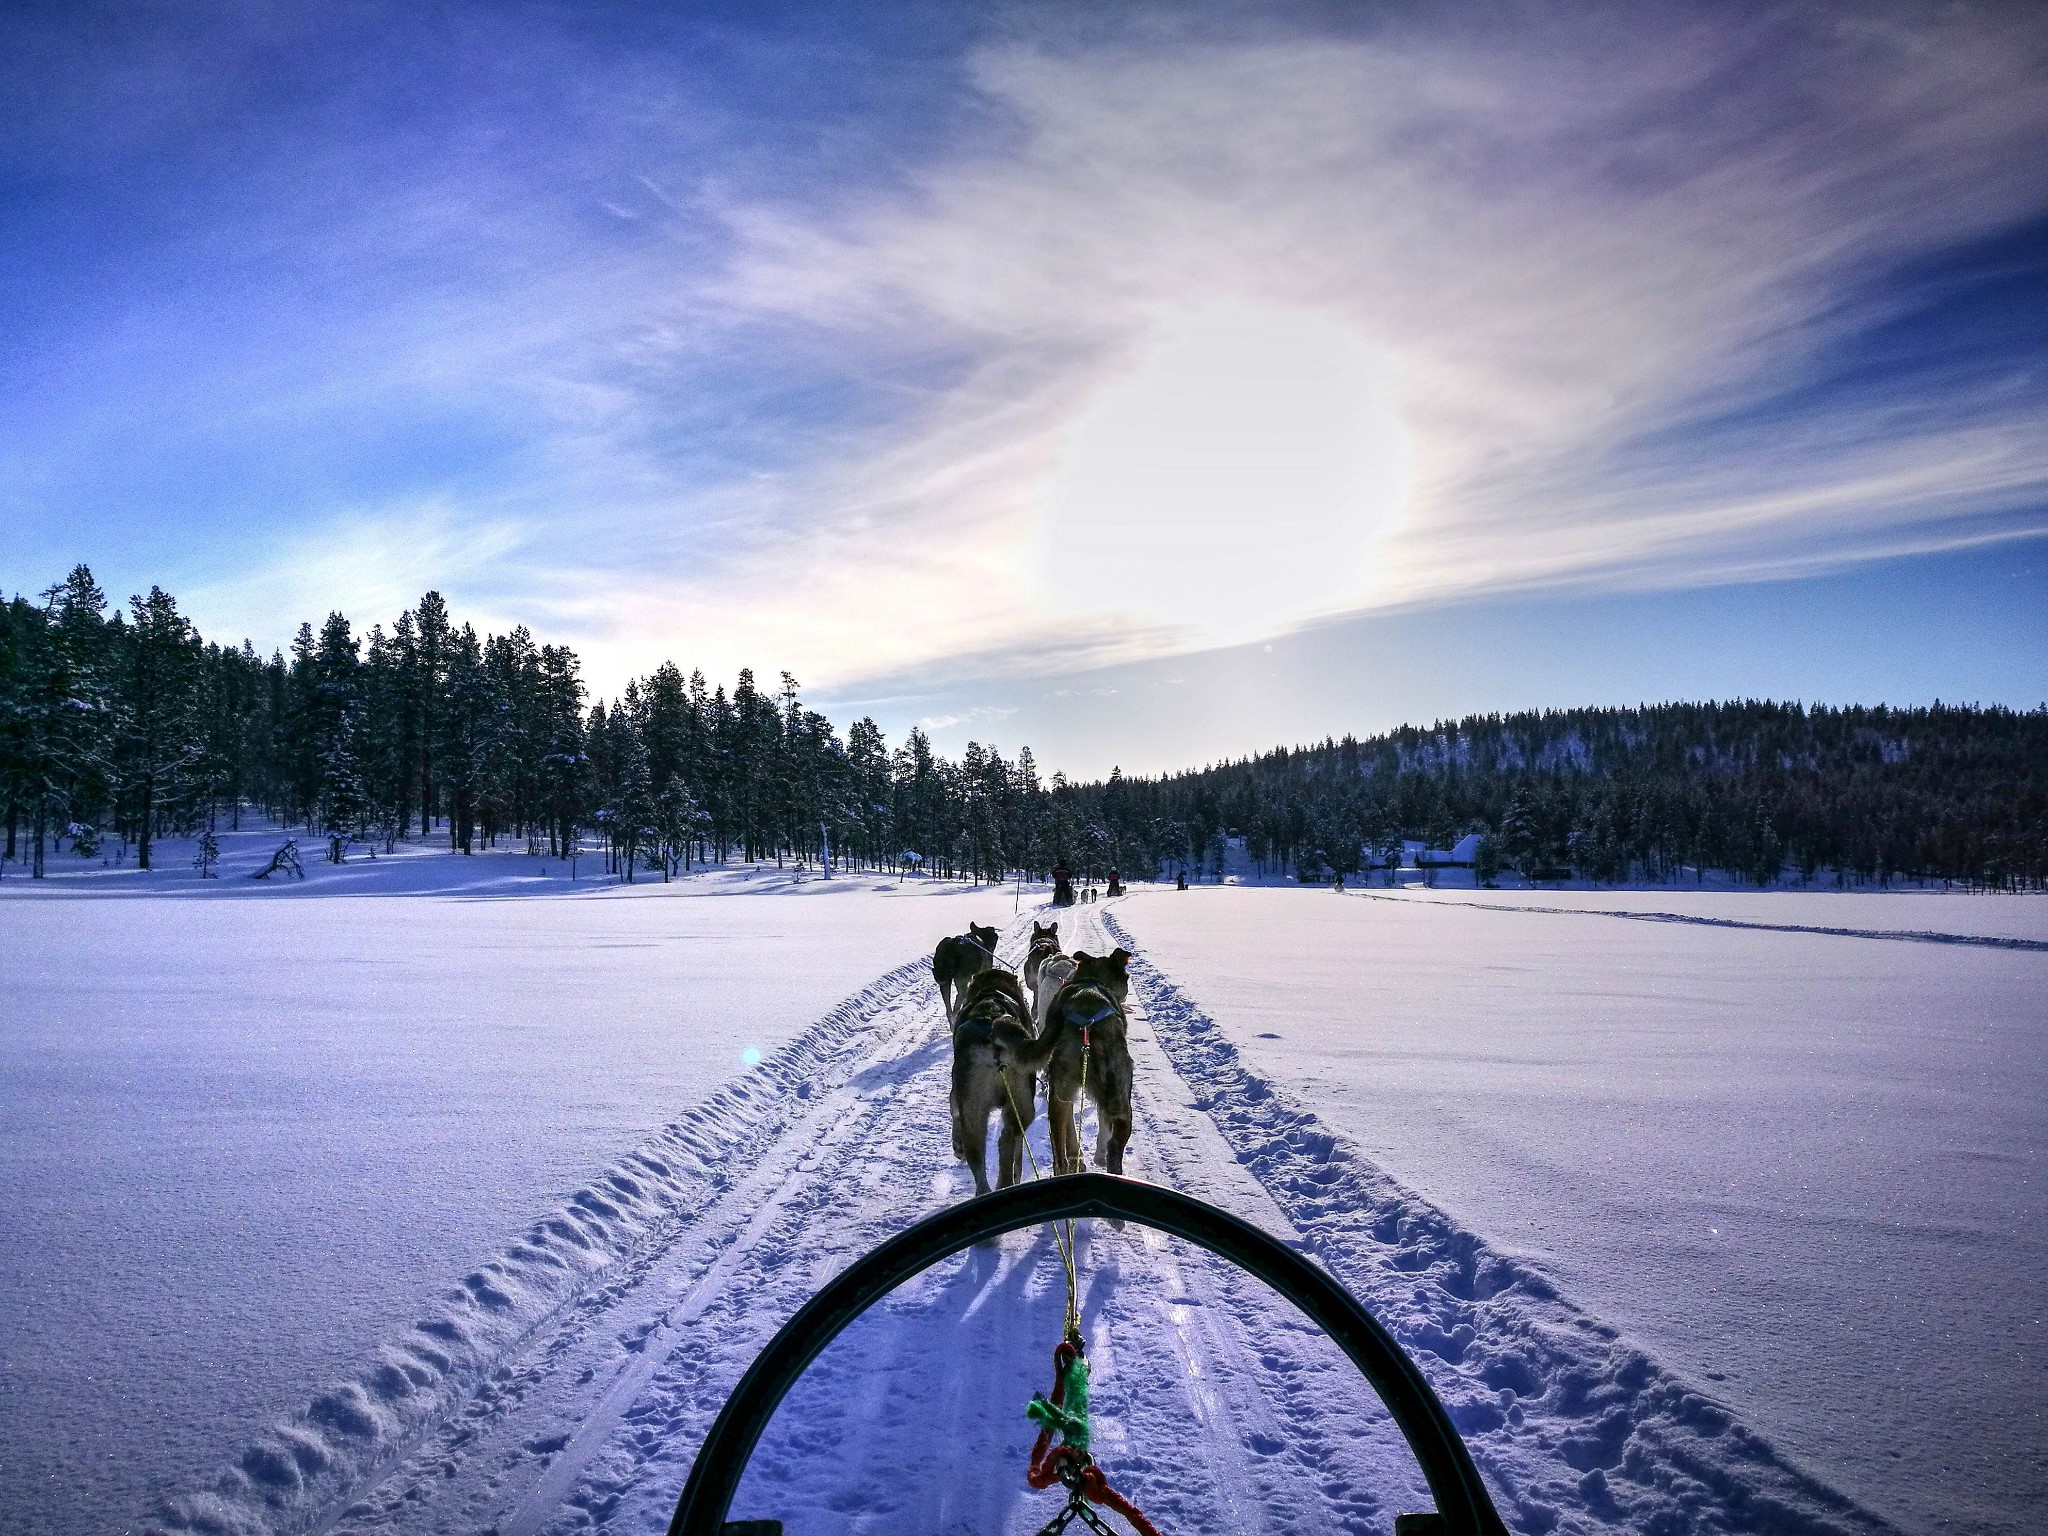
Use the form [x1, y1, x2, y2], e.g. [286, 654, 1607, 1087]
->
[1038, 301, 1410, 638]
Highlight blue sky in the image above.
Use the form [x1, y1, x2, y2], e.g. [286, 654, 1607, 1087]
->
[3, 1, 2044, 777]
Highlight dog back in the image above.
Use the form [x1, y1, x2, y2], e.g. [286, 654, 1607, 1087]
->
[1032, 953, 1078, 1031]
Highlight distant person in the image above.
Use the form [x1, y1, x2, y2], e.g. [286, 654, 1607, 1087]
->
[1106, 868, 1124, 897]
[1332, 872, 1345, 892]
[1052, 861, 1076, 907]
[1176, 870, 1188, 891]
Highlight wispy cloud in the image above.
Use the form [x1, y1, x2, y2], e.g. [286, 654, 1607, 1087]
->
[915, 703, 1018, 736]
[182, 504, 534, 650]
[10, 3, 2046, 701]
[676, 5, 2048, 687]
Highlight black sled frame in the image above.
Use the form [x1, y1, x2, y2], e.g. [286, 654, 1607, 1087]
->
[668, 1172, 1510, 1536]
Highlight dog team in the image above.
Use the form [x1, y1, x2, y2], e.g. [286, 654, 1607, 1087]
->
[933, 918, 1136, 1197]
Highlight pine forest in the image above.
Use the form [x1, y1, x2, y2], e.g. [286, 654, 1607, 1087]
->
[3, 567, 2042, 890]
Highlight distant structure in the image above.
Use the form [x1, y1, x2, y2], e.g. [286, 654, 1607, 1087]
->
[1409, 833, 1482, 869]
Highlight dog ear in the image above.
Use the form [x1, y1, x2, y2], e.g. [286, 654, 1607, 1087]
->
[1110, 948, 1131, 972]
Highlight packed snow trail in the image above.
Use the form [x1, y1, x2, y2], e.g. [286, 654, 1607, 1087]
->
[1352, 890, 2048, 950]
[152, 903, 1897, 1536]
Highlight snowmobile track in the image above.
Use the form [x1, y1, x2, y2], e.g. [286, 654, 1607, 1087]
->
[1348, 890, 2046, 950]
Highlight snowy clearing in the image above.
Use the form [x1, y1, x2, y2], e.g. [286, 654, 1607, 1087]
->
[2, 851, 2038, 1536]
[1110, 887, 2046, 1536]
[0, 846, 1027, 1536]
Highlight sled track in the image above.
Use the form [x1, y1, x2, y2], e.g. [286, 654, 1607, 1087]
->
[1351, 891, 2047, 950]
[150, 904, 1901, 1536]
[492, 903, 1435, 1536]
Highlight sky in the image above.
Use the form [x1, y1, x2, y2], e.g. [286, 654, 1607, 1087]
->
[3, 0, 2044, 779]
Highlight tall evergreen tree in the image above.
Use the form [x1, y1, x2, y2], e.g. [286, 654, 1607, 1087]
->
[116, 587, 203, 870]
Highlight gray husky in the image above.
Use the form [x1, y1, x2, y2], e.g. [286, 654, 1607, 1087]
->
[949, 968, 1039, 1194]
[932, 922, 999, 1018]
[1021, 920, 1062, 1012]
[996, 948, 1135, 1176]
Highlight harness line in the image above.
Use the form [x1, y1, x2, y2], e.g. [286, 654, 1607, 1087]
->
[998, 1046, 1082, 1343]
[996, 969, 1157, 1536]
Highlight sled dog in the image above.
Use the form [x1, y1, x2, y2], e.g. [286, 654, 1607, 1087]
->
[933, 922, 1000, 1018]
[1031, 949, 1078, 1033]
[949, 969, 1039, 1195]
[1021, 920, 1062, 1012]
[996, 948, 1134, 1176]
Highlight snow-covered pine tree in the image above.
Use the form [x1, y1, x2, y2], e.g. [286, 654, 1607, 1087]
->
[5, 568, 117, 877]
[607, 722, 655, 881]
[409, 592, 451, 836]
[1473, 832, 1504, 887]
[317, 704, 369, 852]
[438, 622, 490, 853]
[536, 645, 587, 860]
[116, 587, 204, 871]
[653, 774, 700, 879]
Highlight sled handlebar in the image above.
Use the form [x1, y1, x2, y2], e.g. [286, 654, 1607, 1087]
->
[667, 1172, 1510, 1536]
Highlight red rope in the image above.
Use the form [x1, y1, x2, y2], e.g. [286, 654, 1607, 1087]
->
[1022, 1341, 1163, 1536]
[1079, 1464, 1164, 1536]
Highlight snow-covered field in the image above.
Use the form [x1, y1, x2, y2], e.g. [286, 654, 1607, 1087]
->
[1365, 883, 2048, 945]
[2, 842, 2039, 1536]
[0, 839, 1026, 1536]
[1110, 887, 2046, 1536]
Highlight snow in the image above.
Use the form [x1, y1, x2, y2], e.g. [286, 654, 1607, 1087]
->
[3, 845, 2038, 1536]
[0, 839, 1028, 1536]
[1368, 884, 2048, 945]
[1110, 886, 2047, 1536]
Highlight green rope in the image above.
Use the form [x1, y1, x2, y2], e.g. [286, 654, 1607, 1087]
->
[1025, 1349, 1092, 1454]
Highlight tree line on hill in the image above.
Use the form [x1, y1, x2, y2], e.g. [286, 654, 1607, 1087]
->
[2, 566, 2041, 889]
[1108, 702, 2044, 892]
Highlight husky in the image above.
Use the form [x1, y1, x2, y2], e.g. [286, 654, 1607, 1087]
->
[1031, 948, 1078, 1033]
[1021, 920, 1062, 1012]
[996, 948, 1135, 1176]
[933, 922, 1000, 1018]
[949, 969, 1039, 1195]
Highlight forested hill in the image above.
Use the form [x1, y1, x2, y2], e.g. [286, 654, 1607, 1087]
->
[1090, 702, 2046, 891]
[3, 567, 2042, 889]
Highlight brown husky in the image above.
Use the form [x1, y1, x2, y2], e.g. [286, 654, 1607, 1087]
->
[1021, 920, 1062, 1012]
[932, 922, 1000, 1018]
[949, 969, 1039, 1194]
[996, 948, 1134, 1176]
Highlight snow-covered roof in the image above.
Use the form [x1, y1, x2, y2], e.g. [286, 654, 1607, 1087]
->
[1414, 831, 1482, 864]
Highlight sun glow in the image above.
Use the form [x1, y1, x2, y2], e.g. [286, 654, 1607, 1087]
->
[1037, 301, 1410, 638]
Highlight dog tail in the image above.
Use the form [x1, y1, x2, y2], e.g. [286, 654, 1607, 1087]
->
[991, 1013, 1060, 1070]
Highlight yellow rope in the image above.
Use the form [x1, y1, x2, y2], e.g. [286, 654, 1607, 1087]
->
[1000, 1040, 1087, 1346]
[1068, 1032, 1091, 1342]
